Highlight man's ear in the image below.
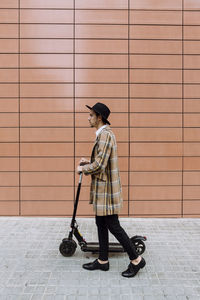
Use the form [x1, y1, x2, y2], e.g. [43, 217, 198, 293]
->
[98, 115, 102, 122]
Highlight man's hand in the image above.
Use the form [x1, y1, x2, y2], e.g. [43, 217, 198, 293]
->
[79, 157, 90, 166]
[77, 158, 90, 174]
[77, 165, 83, 174]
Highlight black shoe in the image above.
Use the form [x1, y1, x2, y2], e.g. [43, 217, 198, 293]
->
[122, 257, 146, 278]
[82, 259, 109, 271]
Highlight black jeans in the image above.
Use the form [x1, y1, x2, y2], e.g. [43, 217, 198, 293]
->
[95, 214, 138, 261]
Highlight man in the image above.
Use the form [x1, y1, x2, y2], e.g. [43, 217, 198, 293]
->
[77, 102, 146, 278]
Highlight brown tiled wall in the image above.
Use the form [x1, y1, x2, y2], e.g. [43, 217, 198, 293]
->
[0, 0, 200, 217]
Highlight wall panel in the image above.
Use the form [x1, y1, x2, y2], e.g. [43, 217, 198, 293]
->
[20, 0, 73, 9]
[183, 2, 200, 217]
[74, 2, 129, 214]
[19, 2, 74, 216]
[130, 0, 182, 10]
[129, 3, 183, 217]
[0, 3, 19, 215]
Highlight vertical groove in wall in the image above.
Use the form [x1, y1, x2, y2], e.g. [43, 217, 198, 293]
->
[182, 0, 184, 217]
[73, 0, 76, 203]
[128, 0, 130, 216]
[18, 0, 21, 216]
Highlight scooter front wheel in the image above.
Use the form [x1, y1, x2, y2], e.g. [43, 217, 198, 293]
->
[59, 239, 77, 257]
[130, 237, 146, 255]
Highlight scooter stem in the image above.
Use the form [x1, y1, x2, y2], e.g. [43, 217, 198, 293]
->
[70, 172, 83, 229]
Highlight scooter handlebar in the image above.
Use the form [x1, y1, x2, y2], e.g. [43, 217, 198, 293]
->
[78, 161, 89, 180]
[78, 161, 89, 177]
[79, 172, 83, 183]
[79, 161, 89, 166]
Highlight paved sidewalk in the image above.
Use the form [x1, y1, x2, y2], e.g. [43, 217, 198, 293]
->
[0, 217, 199, 300]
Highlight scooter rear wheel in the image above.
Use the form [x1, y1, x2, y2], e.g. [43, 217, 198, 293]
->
[130, 237, 146, 255]
[59, 239, 77, 257]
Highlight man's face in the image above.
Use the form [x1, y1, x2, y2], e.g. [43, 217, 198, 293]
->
[88, 110, 99, 128]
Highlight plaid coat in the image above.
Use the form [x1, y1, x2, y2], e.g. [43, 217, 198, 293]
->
[82, 126, 123, 216]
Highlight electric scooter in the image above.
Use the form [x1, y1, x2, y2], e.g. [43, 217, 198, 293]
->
[59, 172, 147, 257]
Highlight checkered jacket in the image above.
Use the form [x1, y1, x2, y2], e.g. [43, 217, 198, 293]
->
[82, 126, 123, 216]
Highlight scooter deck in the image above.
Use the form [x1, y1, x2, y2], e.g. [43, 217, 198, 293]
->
[81, 242, 124, 253]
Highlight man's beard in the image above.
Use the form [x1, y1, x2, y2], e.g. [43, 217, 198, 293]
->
[89, 122, 94, 127]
